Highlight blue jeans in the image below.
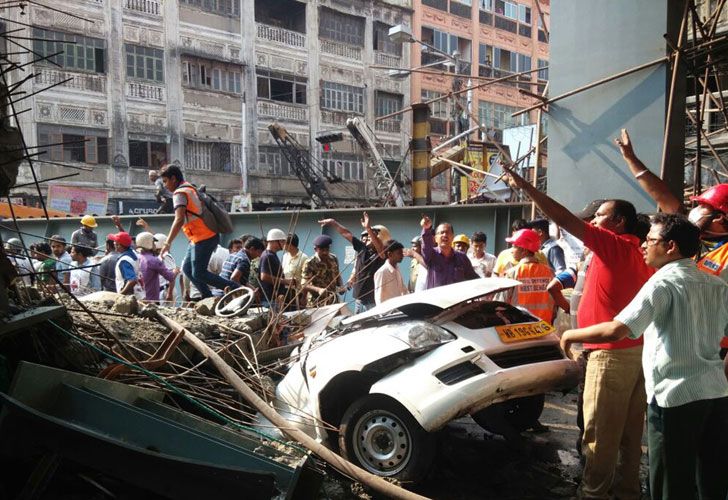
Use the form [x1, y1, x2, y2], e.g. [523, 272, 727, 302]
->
[182, 234, 238, 298]
[354, 299, 373, 314]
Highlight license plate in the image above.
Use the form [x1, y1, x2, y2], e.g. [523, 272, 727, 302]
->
[495, 321, 555, 343]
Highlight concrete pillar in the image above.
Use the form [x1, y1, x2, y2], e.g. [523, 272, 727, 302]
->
[306, 2, 321, 167]
[108, 0, 129, 185]
[411, 102, 431, 205]
[241, 0, 258, 182]
[164, 0, 184, 164]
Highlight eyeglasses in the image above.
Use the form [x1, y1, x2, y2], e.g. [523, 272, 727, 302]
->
[644, 237, 666, 246]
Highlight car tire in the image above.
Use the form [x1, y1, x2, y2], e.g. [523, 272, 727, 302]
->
[471, 394, 546, 433]
[338, 394, 435, 483]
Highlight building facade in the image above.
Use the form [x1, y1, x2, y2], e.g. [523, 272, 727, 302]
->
[8, 0, 412, 214]
[409, 0, 549, 201]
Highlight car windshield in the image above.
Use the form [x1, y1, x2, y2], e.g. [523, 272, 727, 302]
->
[451, 301, 538, 330]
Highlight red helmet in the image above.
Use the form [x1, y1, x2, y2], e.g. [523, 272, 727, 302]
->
[690, 184, 728, 214]
[505, 229, 541, 253]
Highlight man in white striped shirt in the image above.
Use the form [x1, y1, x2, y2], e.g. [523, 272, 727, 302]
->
[561, 214, 728, 500]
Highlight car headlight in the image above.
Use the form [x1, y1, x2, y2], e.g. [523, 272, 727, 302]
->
[390, 321, 456, 350]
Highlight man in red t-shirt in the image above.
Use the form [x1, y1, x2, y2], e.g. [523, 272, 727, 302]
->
[508, 169, 652, 500]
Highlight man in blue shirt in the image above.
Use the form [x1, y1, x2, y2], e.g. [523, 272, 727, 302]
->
[109, 231, 142, 297]
[220, 237, 265, 289]
[528, 219, 566, 274]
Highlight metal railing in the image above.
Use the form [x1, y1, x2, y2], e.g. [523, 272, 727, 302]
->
[375, 51, 401, 67]
[126, 81, 165, 102]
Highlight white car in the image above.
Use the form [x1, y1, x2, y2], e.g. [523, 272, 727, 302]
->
[273, 278, 580, 482]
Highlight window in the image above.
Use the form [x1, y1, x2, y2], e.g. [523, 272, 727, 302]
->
[180, 0, 240, 17]
[478, 100, 493, 128]
[518, 4, 531, 24]
[479, 0, 493, 10]
[256, 69, 307, 104]
[37, 125, 109, 164]
[421, 27, 471, 73]
[450, 0, 472, 18]
[422, 89, 448, 119]
[321, 81, 364, 113]
[256, 146, 295, 176]
[479, 43, 493, 77]
[126, 44, 164, 83]
[128, 138, 168, 168]
[33, 28, 105, 73]
[183, 58, 242, 94]
[373, 22, 401, 56]
[479, 101, 527, 130]
[375, 92, 403, 118]
[537, 59, 548, 81]
[319, 8, 365, 46]
[495, 0, 518, 19]
[184, 140, 242, 172]
[422, 0, 448, 11]
[322, 152, 364, 181]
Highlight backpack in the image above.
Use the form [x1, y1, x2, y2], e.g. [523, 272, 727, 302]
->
[182, 184, 234, 234]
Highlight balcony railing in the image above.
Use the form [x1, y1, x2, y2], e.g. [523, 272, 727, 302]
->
[126, 81, 165, 102]
[375, 51, 402, 67]
[257, 100, 308, 122]
[321, 109, 356, 126]
[375, 118, 401, 134]
[494, 15, 517, 33]
[124, 0, 161, 15]
[35, 68, 106, 93]
[256, 23, 306, 49]
[320, 39, 362, 61]
[422, 0, 447, 11]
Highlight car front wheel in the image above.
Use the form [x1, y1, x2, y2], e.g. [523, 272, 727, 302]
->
[338, 394, 435, 482]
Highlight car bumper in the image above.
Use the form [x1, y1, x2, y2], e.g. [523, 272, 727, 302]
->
[370, 356, 580, 432]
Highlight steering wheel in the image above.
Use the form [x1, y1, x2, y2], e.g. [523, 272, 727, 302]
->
[215, 286, 255, 318]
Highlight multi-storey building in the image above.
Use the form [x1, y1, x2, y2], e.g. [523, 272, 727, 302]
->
[8, 0, 411, 214]
[409, 0, 549, 201]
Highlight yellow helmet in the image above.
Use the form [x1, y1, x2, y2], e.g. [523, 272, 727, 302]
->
[80, 215, 97, 228]
[452, 234, 470, 248]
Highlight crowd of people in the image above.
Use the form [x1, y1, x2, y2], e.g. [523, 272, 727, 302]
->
[3, 130, 728, 499]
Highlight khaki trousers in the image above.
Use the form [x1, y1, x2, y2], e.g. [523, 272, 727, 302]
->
[580, 346, 646, 500]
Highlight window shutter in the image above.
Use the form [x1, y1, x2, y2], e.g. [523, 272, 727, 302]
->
[50, 133, 63, 161]
[85, 136, 97, 164]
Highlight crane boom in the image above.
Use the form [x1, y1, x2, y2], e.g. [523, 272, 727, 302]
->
[268, 123, 336, 209]
[345, 117, 405, 207]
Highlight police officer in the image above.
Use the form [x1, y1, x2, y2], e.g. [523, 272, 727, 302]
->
[301, 235, 343, 307]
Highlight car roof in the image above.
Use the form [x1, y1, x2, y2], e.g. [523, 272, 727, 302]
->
[342, 277, 520, 325]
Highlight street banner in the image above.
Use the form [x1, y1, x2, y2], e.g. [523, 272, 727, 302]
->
[48, 185, 108, 215]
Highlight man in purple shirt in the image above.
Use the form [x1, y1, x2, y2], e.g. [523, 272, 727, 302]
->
[136, 232, 179, 302]
[420, 215, 479, 289]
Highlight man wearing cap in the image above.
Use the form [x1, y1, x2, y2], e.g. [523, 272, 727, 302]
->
[507, 168, 653, 500]
[50, 234, 72, 287]
[374, 240, 408, 305]
[528, 219, 566, 274]
[419, 216, 479, 289]
[502, 229, 555, 323]
[136, 232, 178, 302]
[452, 234, 470, 254]
[407, 236, 427, 292]
[71, 215, 99, 257]
[469, 231, 496, 278]
[318, 212, 386, 313]
[258, 228, 296, 309]
[617, 129, 728, 358]
[109, 231, 144, 298]
[302, 235, 343, 307]
[158, 165, 238, 298]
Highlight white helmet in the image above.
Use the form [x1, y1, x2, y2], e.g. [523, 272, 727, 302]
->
[135, 232, 155, 251]
[154, 233, 167, 250]
[266, 228, 287, 242]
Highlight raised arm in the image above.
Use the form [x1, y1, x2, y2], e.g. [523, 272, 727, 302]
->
[506, 167, 587, 241]
[419, 215, 435, 264]
[615, 129, 682, 214]
[318, 218, 353, 243]
[362, 211, 385, 258]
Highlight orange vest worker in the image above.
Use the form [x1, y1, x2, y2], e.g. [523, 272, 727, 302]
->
[174, 182, 216, 244]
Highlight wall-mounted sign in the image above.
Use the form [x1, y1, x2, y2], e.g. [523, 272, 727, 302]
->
[48, 185, 108, 215]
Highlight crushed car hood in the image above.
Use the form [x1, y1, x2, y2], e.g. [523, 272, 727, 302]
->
[342, 277, 520, 325]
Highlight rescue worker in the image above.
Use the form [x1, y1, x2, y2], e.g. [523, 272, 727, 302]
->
[301, 235, 343, 307]
[616, 129, 728, 356]
[71, 215, 99, 256]
[157, 165, 238, 298]
[501, 229, 555, 324]
[452, 234, 470, 253]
